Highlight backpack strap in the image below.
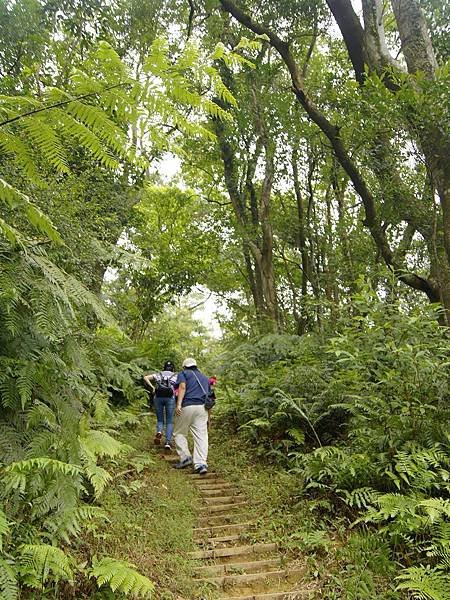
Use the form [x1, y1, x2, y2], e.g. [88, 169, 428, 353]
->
[191, 370, 208, 400]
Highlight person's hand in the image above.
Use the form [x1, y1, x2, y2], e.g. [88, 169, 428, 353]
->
[176, 404, 182, 417]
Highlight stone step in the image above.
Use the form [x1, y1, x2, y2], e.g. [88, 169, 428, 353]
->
[218, 592, 309, 600]
[203, 495, 242, 504]
[204, 513, 250, 526]
[198, 567, 304, 588]
[199, 487, 241, 496]
[203, 502, 248, 514]
[194, 522, 254, 535]
[189, 542, 277, 560]
[194, 558, 282, 576]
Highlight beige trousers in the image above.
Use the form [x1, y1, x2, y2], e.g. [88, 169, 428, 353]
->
[174, 404, 208, 467]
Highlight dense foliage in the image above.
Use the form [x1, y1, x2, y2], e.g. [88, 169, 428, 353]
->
[216, 288, 450, 598]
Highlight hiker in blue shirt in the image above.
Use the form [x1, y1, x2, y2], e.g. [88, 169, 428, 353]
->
[143, 361, 177, 450]
[173, 357, 211, 474]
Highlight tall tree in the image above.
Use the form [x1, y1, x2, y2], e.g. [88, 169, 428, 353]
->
[218, 0, 450, 324]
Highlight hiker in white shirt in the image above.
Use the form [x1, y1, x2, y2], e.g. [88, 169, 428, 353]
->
[143, 361, 177, 450]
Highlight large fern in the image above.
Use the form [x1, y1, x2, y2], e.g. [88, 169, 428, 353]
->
[0, 39, 239, 248]
[19, 544, 74, 588]
[0, 558, 18, 600]
[90, 557, 154, 598]
[396, 566, 450, 600]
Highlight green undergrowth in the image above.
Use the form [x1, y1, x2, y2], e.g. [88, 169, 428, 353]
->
[209, 428, 400, 600]
[76, 417, 206, 600]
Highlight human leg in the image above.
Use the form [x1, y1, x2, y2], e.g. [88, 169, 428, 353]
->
[165, 396, 176, 444]
[190, 406, 208, 468]
[173, 405, 194, 462]
[153, 396, 164, 444]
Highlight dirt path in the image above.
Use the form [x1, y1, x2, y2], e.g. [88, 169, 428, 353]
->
[162, 453, 315, 600]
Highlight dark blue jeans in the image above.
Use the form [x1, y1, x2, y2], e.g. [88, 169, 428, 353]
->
[153, 395, 175, 442]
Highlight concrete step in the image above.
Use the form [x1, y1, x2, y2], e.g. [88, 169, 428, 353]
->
[199, 488, 241, 497]
[203, 495, 242, 504]
[198, 567, 305, 588]
[189, 542, 277, 560]
[218, 592, 310, 600]
[194, 522, 254, 536]
[194, 558, 282, 576]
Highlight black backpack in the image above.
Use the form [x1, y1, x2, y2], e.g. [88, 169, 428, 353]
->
[155, 372, 174, 398]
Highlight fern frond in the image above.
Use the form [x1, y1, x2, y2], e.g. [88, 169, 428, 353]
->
[0, 218, 22, 246]
[64, 101, 128, 157]
[90, 557, 154, 598]
[4, 457, 82, 483]
[419, 498, 450, 523]
[54, 110, 118, 169]
[83, 463, 112, 498]
[19, 544, 73, 588]
[0, 508, 10, 551]
[26, 253, 114, 324]
[0, 558, 18, 600]
[396, 565, 450, 600]
[0, 179, 62, 243]
[0, 130, 43, 184]
[339, 486, 380, 509]
[20, 117, 69, 174]
[201, 98, 232, 121]
[143, 37, 170, 75]
[26, 401, 58, 430]
[79, 430, 129, 459]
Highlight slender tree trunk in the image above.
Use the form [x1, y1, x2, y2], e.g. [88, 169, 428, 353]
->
[292, 151, 310, 333]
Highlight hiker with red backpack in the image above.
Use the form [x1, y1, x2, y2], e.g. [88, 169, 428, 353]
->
[143, 361, 177, 450]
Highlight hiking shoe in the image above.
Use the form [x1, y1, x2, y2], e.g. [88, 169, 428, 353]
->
[164, 442, 172, 451]
[154, 432, 162, 445]
[174, 457, 193, 469]
[194, 464, 208, 475]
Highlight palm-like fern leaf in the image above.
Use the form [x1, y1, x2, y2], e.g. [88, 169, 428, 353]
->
[396, 565, 450, 600]
[90, 557, 154, 598]
[19, 544, 74, 588]
[0, 179, 62, 244]
[0, 508, 10, 551]
[0, 558, 18, 600]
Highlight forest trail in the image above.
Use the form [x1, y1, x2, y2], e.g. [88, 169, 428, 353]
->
[160, 452, 315, 600]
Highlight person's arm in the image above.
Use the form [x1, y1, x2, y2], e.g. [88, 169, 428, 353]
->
[143, 374, 155, 390]
[176, 382, 186, 416]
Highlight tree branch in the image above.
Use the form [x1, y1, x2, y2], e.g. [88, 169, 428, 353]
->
[219, 0, 440, 302]
[186, 0, 196, 40]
